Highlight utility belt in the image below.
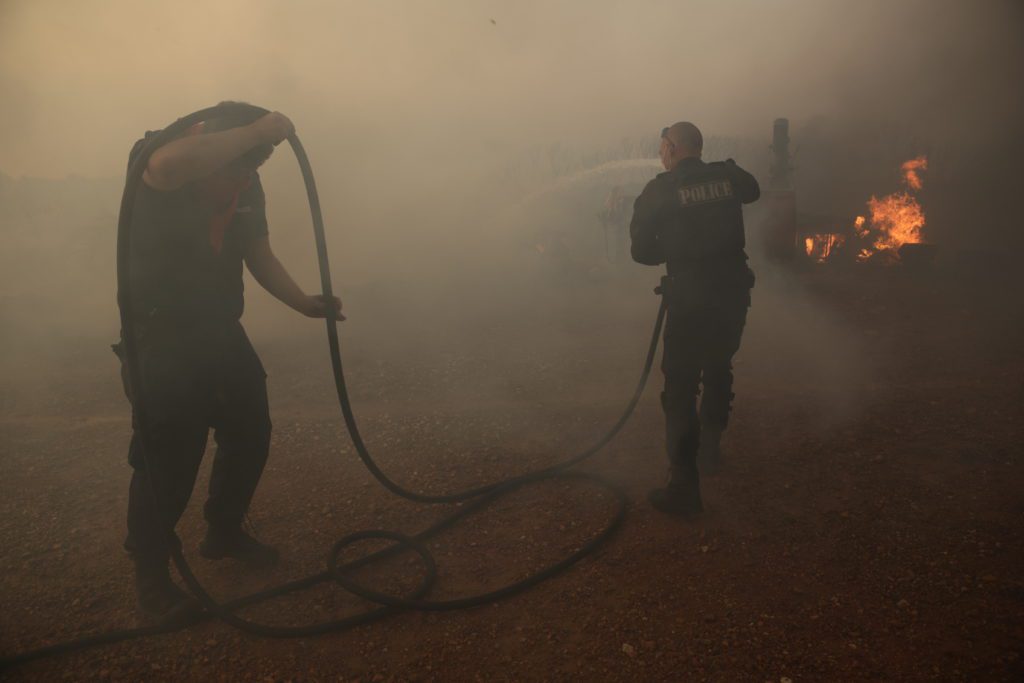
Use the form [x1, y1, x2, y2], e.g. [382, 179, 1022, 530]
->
[655, 266, 755, 310]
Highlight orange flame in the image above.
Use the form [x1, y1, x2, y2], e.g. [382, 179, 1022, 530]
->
[866, 192, 925, 252]
[901, 155, 928, 191]
[804, 233, 846, 262]
[856, 156, 927, 261]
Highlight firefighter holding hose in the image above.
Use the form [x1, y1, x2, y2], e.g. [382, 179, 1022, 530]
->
[630, 122, 759, 516]
[115, 104, 342, 622]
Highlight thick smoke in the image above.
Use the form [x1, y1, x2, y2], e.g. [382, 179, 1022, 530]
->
[1, 0, 1020, 426]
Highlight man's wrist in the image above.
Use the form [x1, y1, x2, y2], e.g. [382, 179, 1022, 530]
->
[237, 122, 268, 149]
[297, 294, 316, 317]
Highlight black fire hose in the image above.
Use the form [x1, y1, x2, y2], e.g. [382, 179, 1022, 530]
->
[1, 103, 668, 669]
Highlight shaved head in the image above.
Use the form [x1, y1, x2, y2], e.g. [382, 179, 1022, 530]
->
[663, 121, 703, 155]
[659, 121, 703, 170]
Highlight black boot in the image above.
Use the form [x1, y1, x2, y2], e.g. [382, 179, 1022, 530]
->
[648, 466, 703, 518]
[133, 555, 201, 625]
[697, 423, 724, 474]
[199, 526, 280, 568]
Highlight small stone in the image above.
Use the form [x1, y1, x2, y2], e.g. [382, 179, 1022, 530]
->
[622, 643, 636, 657]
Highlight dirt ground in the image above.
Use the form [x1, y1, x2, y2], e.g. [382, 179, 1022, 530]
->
[1, 262, 1023, 681]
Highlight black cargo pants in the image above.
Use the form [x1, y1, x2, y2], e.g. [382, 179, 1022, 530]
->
[116, 320, 272, 562]
[660, 281, 750, 471]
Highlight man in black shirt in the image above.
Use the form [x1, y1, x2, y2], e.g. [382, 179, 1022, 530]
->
[119, 106, 342, 622]
[630, 122, 759, 517]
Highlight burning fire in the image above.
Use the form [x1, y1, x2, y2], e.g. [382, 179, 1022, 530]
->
[864, 193, 925, 251]
[855, 155, 927, 261]
[804, 233, 846, 262]
[901, 156, 927, 191]
[803, 156, 928, 263]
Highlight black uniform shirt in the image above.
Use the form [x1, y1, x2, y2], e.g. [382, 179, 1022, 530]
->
[630, 157, 759, 285]
[125, 132, 269, 325]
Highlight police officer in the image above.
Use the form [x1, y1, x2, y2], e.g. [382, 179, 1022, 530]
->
[630, 122, 759, 516]
[118, 104, 342, 622]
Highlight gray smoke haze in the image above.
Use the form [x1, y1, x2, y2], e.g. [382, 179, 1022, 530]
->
[1, 0, 1021, 428]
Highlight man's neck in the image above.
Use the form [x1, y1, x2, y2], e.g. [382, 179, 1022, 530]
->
[669, 154, 701, 171]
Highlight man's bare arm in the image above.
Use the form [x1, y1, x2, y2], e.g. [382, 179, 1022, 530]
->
[243, 236, 343, 319]
[143, 112, 295, 191]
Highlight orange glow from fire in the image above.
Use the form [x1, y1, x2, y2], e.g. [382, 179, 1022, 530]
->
[901, 155, 928, 191]
[865, 192, 925, 251]
[855, 156, 928, 261]
[804, 233, 846, 262]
